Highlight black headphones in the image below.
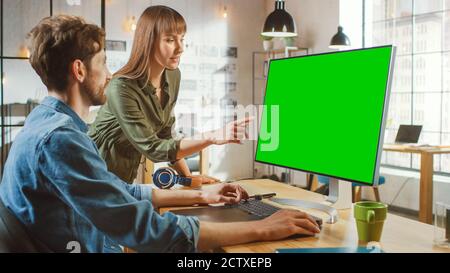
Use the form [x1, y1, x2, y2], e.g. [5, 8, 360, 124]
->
[152, 167, 192, 189]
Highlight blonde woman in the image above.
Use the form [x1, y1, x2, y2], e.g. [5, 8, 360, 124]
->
[89, 6, 251, 185]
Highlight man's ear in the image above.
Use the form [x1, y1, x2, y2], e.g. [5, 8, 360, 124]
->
[70, 59, 87, 83]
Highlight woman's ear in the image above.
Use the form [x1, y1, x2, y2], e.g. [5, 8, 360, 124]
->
[70, 59, 87, 83]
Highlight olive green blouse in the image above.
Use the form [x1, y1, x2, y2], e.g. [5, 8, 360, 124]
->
[88, 69, 181, 183]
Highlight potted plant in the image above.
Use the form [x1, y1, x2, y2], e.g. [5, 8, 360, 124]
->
[261, 35, 274, 51]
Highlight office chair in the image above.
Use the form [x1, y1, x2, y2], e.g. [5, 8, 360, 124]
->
[0, 198, 51, 253]
[315, 175, 385, 203]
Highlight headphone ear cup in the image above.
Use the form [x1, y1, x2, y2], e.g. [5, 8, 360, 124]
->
[176, 176, 193, 187]
[153, 167, 177, 189]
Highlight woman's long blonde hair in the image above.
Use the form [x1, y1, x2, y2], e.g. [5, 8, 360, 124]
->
[115, 6, 186, 87]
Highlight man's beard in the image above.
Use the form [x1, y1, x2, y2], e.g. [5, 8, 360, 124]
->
[81, 80, 107, 106]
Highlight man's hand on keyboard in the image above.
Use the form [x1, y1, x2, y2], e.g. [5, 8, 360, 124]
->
[258, 209, 321, 240]
[199, 183, 249, 205]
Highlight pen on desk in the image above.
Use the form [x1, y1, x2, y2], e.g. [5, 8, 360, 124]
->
[245, 193, 276, 201]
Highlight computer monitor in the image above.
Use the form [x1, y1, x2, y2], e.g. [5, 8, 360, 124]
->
[255, 45, 396, 206]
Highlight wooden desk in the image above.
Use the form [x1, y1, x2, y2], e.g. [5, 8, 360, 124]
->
[383, 144, 450, 224]
[164, 179, 449, 253]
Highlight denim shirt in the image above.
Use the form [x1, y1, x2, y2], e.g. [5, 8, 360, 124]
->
[0, 96, 199, 253]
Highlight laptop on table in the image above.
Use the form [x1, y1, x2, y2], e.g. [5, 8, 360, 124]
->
[394, 125, 422, 144]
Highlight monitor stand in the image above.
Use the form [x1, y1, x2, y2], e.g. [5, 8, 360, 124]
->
[271, 178, 352, 224]
[324, 177, 353, 210]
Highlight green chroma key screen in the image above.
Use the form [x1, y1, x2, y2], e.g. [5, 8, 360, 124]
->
[256, 46, 394, 185]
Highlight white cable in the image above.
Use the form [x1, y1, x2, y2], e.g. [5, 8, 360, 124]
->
[388, 177, 413, 207]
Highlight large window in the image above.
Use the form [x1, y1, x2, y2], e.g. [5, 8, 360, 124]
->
[364, 0, 450, 174]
